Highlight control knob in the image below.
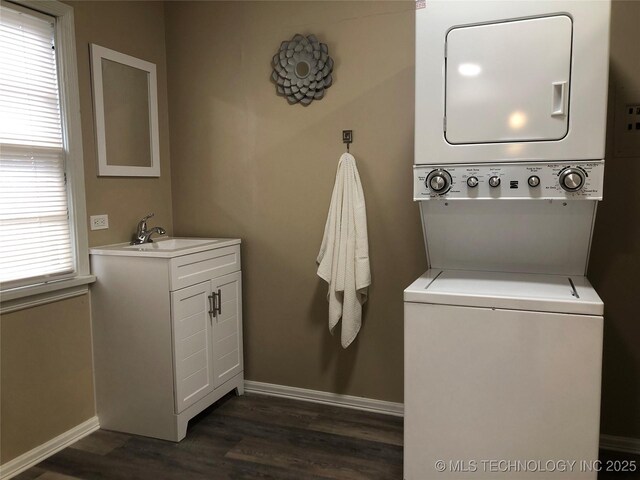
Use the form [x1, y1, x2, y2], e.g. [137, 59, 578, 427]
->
[528, 175, 540, 187]
[425, 169, 452, 194]
[467, 176, 478, 188]
[559, 168, 585, 192]
[488, 176, 501, 188]
[430, 175, 446, 191]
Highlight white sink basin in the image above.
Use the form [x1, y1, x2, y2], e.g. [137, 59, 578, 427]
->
[90, 237, 241, 258]
[124, 238, 217, 251]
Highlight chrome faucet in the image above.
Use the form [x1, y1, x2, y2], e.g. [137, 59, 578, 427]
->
[132, 213, 166, 245]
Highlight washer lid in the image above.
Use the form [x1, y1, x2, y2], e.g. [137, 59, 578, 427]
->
[404, 269, 603, 315]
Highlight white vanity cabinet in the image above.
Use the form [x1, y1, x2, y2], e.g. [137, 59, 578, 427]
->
[90, 238, 243, 442]
[172, 271, 242, 412]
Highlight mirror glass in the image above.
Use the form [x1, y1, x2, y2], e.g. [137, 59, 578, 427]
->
[101, 59, 151, 167]
[91, 44, 160, 177]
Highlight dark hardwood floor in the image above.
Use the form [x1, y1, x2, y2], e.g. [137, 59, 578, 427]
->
[15, 393, 403, 480]
[14, 393, 640, 479]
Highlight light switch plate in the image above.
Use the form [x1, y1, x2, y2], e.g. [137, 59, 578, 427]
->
[90, 214, 109, 230]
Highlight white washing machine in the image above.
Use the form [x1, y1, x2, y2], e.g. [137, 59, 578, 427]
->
[405, 1, 611, 479]
[404, 161, 606, 479]
[404, 270, 603, 479]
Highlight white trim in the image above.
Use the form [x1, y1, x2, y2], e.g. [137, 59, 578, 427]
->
[90, 44, 160, 177]
[55, 1, 91, 280]
[9, 0, 71, 17]
[244, 380, 404, 417]
[244, 382, 640, 454]
[600, 434, 640, 455]
[0, 280, 93, 314]
[0, 416, 99, 480]
[0, 275, 95, 305]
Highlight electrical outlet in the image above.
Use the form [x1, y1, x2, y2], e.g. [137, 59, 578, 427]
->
[614, 87, 640, 158]
[625, 104, 640, 131]
[90, 214, 109, 231]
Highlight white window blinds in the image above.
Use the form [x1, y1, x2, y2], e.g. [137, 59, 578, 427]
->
[0, 2, 74, 286]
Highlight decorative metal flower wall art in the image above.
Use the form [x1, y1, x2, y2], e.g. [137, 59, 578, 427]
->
[271, 34, 334, 106]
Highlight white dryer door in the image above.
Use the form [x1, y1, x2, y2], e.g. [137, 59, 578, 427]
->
[445, 15, 572, 144]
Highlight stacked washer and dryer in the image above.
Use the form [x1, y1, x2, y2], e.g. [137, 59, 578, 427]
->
[404, 2, 611, 479]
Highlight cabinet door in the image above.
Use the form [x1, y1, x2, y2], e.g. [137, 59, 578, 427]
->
[445, 15, 572, 144]
[211, 271, 243, 388]
[171, 281, 214, 413]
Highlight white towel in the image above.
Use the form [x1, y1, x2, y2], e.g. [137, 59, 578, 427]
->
[317, 153, 371, 348]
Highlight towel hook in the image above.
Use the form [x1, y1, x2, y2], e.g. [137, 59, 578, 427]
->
[342, 130, 353, 153]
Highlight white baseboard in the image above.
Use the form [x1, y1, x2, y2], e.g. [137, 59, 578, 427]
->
[600, 434, 640, 455]
[244, 380, 404, 417]
[0, 416, 99, 480]
[245, 381, 640, 456]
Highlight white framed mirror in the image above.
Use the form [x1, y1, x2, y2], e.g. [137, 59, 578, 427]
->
[90, 44, 160, 177]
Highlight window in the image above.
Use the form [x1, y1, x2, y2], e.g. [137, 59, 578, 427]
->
[0, 0, 90, 297]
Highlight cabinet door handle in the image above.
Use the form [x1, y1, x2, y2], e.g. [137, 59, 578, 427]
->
[208, 294, 215, 320]
[215, 289, 222, 316]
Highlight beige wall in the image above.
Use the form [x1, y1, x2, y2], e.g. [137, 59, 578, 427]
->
[0, 295, 94, 463]
[165, 1, 424, 402]
[166, 0, 640, 438]
[69, 0, 173, 247]
[589, 0, 640, 440]
[0, 2, 173, 465]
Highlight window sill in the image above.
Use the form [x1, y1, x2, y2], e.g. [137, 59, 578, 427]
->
[0, 275, 96, 314]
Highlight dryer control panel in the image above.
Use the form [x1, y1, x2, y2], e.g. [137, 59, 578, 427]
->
[414, 161, 604, 200]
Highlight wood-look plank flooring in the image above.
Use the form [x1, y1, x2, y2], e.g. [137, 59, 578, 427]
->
[14, 393, 640, 480]
[15, 393, 402, 480]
